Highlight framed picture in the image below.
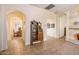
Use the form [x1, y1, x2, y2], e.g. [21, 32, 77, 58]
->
[51, 24, 55, 28]
[47, 23, 50, 28]
[47, 23, 55, 28]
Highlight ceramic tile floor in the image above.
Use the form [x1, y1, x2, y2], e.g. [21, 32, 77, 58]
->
[1, 37, 79, 55]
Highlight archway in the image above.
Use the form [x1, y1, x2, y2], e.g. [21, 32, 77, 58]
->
[7, 11, 25, 40]
[7, 10, 25, 54]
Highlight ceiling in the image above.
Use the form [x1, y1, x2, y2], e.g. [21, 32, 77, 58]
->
[31, 4, 77, 14]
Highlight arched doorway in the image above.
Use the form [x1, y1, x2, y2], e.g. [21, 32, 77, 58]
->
[7, 10, 25, 54]
[7, 10, 25, 40]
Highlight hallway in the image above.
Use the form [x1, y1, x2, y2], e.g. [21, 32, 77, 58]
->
[1, 37, 79, 55]
[0, 4, 79, 55]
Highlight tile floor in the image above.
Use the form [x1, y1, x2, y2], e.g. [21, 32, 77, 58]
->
[1, 37, 79, 55]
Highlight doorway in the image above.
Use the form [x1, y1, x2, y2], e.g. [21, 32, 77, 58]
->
[64, 27, 66, 36]
[7, 11, 25, 54]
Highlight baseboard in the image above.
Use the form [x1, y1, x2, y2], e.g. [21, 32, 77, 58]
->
[25, 38, 47, 46]
[0, 50, 6, 52]
[59, 36, 65, 39]
[55, 36, 65, 39]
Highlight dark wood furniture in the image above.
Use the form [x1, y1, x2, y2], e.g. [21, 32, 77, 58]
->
[77, 33, 79, 40]
[30, 20, 43, 45]
[13, 27, 22, 37]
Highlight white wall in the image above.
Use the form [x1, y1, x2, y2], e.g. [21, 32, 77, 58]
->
[0, 4, 56, 50]
[56, 14, 66, 38]
[46, 13, 66, 39]
[56, 15, 60, 38]
[59, 14, 66, 37]
[66, 7, 79, 45]
[0, 5, 2, 51]
[47, 16, 57, 38]
[0, 5, 8, 51]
